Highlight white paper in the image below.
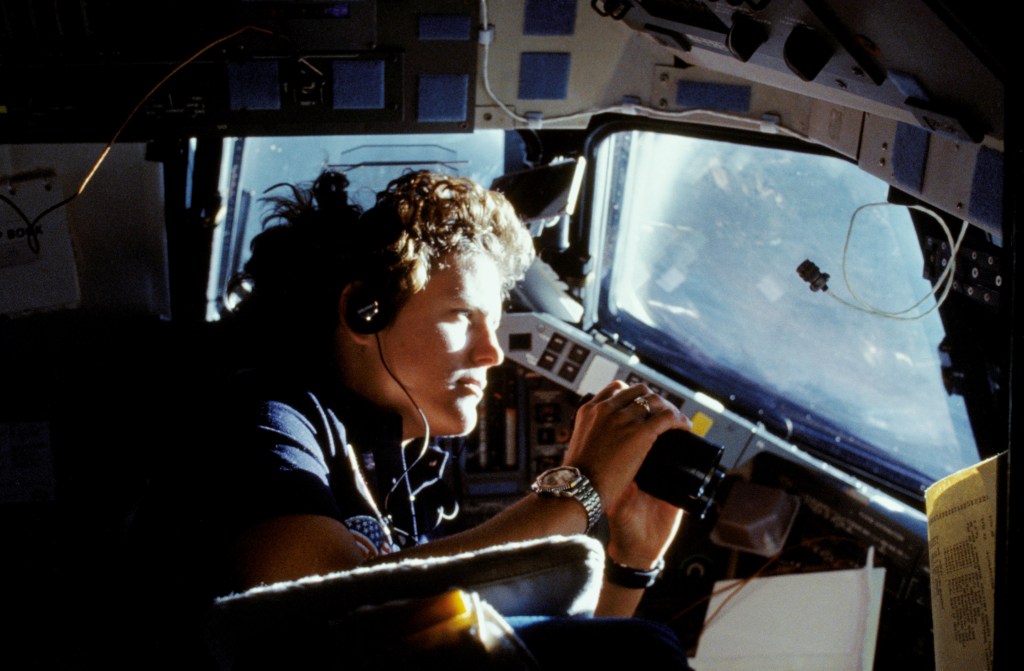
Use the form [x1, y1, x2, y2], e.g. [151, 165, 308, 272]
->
[1, 176, 80, 316]
[692, 563, 886, 671]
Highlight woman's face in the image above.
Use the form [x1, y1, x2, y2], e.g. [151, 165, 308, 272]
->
[357, 253, 506, 440]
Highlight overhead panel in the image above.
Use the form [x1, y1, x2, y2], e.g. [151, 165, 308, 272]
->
[588, 0, 1004, 232]
[594, 0, 1003, 144]
[0, 0, 479, 142]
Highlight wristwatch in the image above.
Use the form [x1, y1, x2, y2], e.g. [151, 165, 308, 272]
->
[531, 466, 603, 533]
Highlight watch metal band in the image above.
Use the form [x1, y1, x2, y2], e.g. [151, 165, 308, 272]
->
[571, 476, 603, 533]
[531, 467, 603, 533]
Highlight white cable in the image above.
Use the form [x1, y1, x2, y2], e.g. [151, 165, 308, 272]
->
[480, 0, 955, 321]
[825, 202, 968, 320]
[376, 333, 432, 539]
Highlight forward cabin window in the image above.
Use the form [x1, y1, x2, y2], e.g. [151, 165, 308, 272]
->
[587, 128, 980, 492]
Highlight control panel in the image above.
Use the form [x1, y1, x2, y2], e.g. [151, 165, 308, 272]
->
[489, 310, 935, 663]
[499, 310, 760, 468]
[497, 311, 928, 523]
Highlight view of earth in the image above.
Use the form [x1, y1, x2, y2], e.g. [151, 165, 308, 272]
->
[598, 130, 978, 484]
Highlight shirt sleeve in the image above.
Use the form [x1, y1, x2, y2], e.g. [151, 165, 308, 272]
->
[210, 385, 352, 534]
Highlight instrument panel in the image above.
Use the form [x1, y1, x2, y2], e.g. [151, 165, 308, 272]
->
[476, 309, 935, 664]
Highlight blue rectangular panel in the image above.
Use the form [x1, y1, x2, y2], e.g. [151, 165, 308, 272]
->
[968, 146, 1004, 230]
[227, 62, 281, 111]
[675, 81, 750, 113]
[892, 122, 930, 194]
[518, 52, 571, 100]
[333, 60, 386, 110]
[418, 74, 469, 122]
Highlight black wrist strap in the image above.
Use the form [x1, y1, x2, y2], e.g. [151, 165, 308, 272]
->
[604, 556, 665, 589]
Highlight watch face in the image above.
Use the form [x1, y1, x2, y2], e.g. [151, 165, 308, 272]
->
[538, 466, 580, 488]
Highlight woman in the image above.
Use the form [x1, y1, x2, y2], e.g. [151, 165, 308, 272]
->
[146, 169, 692, 667]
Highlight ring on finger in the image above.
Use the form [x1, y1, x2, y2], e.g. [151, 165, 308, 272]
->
[633, 395, 653, 418]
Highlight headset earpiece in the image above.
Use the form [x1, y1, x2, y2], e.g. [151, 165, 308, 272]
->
[345, 284, 393, 334]
[344, 203, 405, 334]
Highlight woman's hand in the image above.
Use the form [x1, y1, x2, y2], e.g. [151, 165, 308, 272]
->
[562, 380, 691, 519]
[605, 481, 684, 569]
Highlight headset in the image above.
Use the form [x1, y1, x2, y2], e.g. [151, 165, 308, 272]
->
[343, 199, 407, 334]
[343, 251, 437, 541]
[340, 181, 461, 541]
[344, 283, 395, 334]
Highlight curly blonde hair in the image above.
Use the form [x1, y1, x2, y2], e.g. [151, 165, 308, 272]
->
[237, 170, 534, 362]
[372, 170, 535, 305]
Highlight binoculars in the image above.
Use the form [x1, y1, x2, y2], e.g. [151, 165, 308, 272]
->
[635, 429, 727, 520]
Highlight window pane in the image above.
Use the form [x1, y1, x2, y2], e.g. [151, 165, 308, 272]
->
[595, 129, 979, 486]
[205, 131, 508, 320]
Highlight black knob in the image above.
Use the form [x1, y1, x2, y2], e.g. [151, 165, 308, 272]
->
[783, 24, 834, 81]
[727, 13, 769, 63]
